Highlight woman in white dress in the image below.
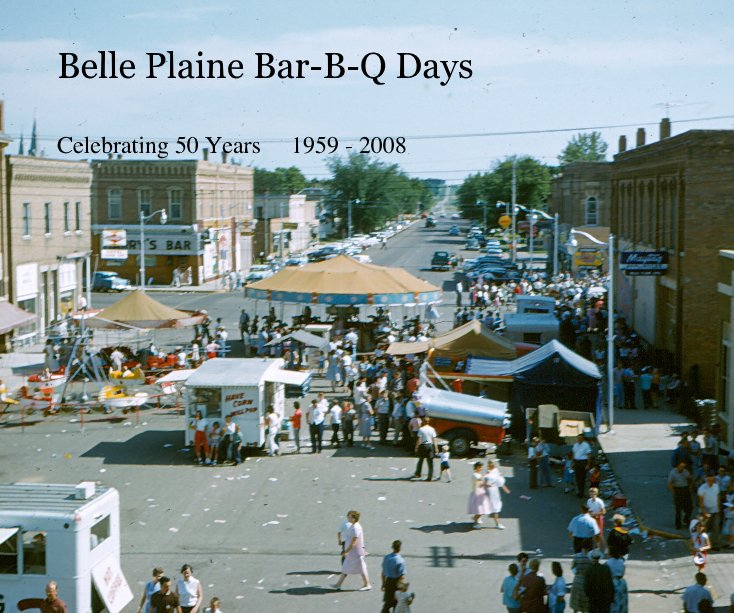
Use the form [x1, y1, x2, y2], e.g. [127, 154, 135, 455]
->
[333, 510, 371, 591]
[484, 459, 511, 529]
[467, 461, 491, 528]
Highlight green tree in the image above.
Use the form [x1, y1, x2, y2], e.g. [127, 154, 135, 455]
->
[325, 153, 433, 235]
[254, 166, 307, 194]
[558, 131, 608, 164]
[456, 156, 551, 223]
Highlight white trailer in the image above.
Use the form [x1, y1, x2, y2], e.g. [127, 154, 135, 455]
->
[503, 295, 559, 345]
[184, 358, 310, 448]
[0, 481, 133, 613]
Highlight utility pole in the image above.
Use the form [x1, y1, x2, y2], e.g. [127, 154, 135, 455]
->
[348, 199, 355, 240]
[511, 158, 517, 263]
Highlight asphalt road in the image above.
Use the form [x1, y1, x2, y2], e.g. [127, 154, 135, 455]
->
[4, 219, 698, 612]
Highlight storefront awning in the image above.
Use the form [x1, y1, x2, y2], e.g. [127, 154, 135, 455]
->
[0, 300, 36, 335]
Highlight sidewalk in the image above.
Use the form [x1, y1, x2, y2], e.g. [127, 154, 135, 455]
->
[598, 406, 734, 607]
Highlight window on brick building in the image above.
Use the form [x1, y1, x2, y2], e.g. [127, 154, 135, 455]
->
[168, 188, 183, 220]
[44, 203, 51, 235]
[669, 182, 677, 249]
[138, 188, 152, 218]
[584, 197, 598, 225]
[63, 202, 70, 233]
[75, 201, 82, 231]
[108, 188, 122, 219]
[647, 183, 655, 245]
[22, 203, 31, 237]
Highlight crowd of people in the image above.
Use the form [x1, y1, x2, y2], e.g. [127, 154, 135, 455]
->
[135, 564, 223, 613]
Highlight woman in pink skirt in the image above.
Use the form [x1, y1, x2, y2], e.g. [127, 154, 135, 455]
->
[333, 510, 371, 591]
[468, 461, 491, 528]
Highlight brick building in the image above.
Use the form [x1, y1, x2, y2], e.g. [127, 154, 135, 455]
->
[91, 159, 255, 286]
[0, 101, 37, 351]
[717, 250, 734, 448]
[550, 161, 612, 228]
[552, 120, 734, 398]
[4, 153, 92, 345]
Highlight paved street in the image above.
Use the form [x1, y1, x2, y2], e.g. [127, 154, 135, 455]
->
[3, 219, 733, 611]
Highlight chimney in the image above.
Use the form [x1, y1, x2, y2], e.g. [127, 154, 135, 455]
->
[107, 153, 113, 160]
[660, 117, 671, 140]
[221, 151, 227, 164]
[618, 135, 627, 153]
[116, 154, 122, 160]
[636, 128, 646, 147]
[202, 147, 209, 161]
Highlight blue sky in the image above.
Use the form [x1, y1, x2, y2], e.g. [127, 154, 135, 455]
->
[1, 1, 733, 182]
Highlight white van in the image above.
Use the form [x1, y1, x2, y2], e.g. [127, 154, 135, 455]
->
[0, 482, 133, 613]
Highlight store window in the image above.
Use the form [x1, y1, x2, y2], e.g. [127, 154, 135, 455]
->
[108, 188, 122, 220]
[138, 188, 152, 218]
[22, 202, 31, 236]
[0, 528, 18, 574]
[75, 201, 82, 231]
[168, 188, 183, 220]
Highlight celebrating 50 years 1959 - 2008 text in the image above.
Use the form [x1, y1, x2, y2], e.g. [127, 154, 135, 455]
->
[56, 135, 407, 159]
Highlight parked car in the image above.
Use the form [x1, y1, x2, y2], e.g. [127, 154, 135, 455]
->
[425, 217, 436, 228]
[91, 271, 131, 292]
[448, 225, 460, 236]
[245, 265, 275, 283]
[450, 213, 462, 219]
[465, 238, 481, 251]
[285, 255, 308, 267]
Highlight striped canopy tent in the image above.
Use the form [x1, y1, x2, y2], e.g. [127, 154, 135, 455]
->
[84, 290, 206, 329]
[244, 255, 442, 306]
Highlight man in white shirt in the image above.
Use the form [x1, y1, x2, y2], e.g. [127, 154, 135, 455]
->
[572, 434, 592, 498]
[353, 378, 368, 405]
[329, 401, 342, 448]
[374, 390, 391, 445]
[413, 416, 438, 481]
[110, 347, 125, 372]
[307, 399, 326, 454]
[345, 329, 359, 356]
[697, 473, 721, 548]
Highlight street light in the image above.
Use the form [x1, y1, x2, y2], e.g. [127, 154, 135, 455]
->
[139, 208, 167, 291]
[348, 198, 359, 240]
[566, 228, 615, 433]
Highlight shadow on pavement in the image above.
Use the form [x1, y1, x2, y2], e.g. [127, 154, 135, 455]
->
[81, 429, 193, 465]
[285, 570, 338, 576]
[269, 586, 335, 596]
[411, 521, 474, 534]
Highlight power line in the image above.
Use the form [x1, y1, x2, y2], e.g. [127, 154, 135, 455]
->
[8, 113, 734, 145]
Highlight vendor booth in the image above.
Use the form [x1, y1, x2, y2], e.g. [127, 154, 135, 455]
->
[464, 340, 602, 436]
[184, 358, 310, 449]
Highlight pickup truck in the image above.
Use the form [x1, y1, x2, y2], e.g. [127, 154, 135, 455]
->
[430, 251, 451, 271]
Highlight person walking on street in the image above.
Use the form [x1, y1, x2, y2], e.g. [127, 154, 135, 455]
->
[307, 398, 326, 454]
[337, 513, 352, 565]
[668, 461, 693, 529]
[584, 549, 614, 613]
[329, 400, 342, 448]
[535, 436, 553, 488]
[413, 416, 438, 481]
[572, 434, 592, 498]
[547, 561, 568, 613]
[513, 558, 546, 613]
[333, 510, 371, 591]
[484, 459, 511, 530]
[681, 572, 712, 613]
[697, 473, 721, 549]
[568, 505, 600, 553]
[137, 566, 164, 613]
[291, 402, 302, 453]
[381, 540, 406, 613]
[456, 280, 463, 307]
[150, 577, 180, 613]
[18, 580, 69, 613]
[175, 564, 202, 613]
[468, 461, 491, 528]
[500, 563, 522, 613]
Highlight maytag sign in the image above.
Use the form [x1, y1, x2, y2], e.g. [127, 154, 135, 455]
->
[620, 251, 669, 276]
